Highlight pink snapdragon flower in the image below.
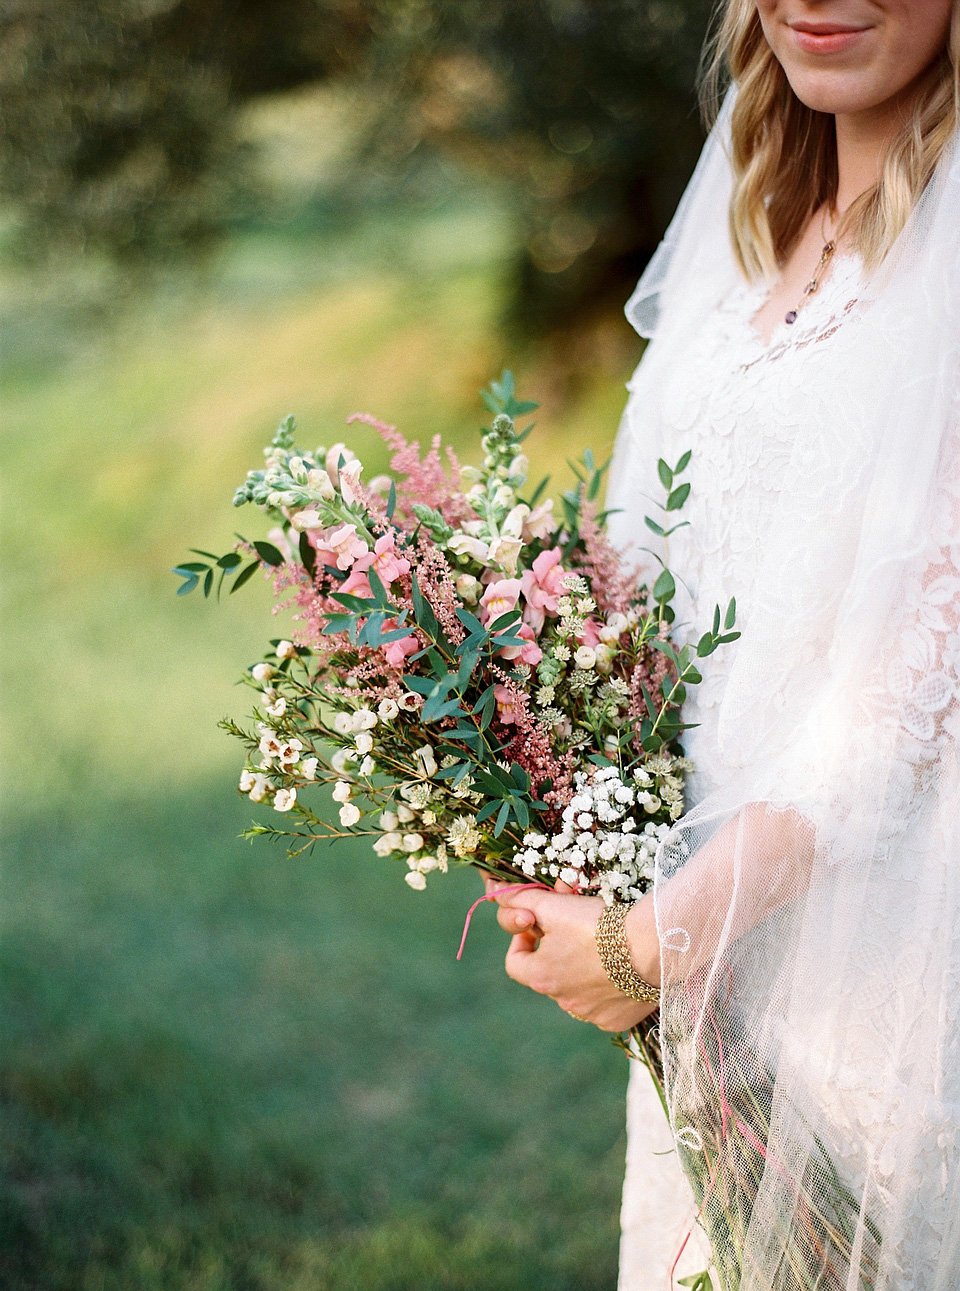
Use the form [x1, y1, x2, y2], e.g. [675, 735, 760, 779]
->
[479, 578, 523, 625]
[497, 622, 543, 667]
[494, 683, 524, 724]
[520, 547, 566, 633]
[339, 532, 411, 598]
[381, 619, 419, 669]
[313, 524, 369, 571]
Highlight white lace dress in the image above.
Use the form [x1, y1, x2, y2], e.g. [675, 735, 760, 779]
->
[616, 255, 871, 1289]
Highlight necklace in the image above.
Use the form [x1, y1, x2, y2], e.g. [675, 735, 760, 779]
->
[784, 216, 837, 325]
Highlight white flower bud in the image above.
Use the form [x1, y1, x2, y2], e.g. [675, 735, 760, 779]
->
[248, 774, 271, 803]
[291, 510, 323, 532]
[405, 870, 427, 890]
[414, 744, 438, 778]
[239, 770, 256, 792]
[251, 662, 274, 683]
[574, 646, 596, 670]
[456, 573, 481, 604]
[397, 804, 415, 823]
[373, 831, 403, 856]
[380, 810, 399, 831]
[355, 731, 374, 756]
[334, 712, 356, 736]
[275, 640, 297, 660]
[306, 468, 335, 498]
[360, 756, 376, 776]
[401, 833, 424, 853]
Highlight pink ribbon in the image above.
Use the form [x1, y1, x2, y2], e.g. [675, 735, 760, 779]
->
[456, 881, 552, 960]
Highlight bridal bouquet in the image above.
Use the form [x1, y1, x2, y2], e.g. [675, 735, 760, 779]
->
[176, 376, 873, 1291]
[175, 374, 737, 906]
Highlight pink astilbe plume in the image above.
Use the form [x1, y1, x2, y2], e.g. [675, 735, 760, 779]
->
[412, 539, 467, 647]
[628, 637, 673, 753]
[571, 496, 637, 616]
[348, 413, 469, 528]
[491, 670, 574, 818]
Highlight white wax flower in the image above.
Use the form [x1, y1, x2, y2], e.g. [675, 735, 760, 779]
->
[380, 810, 399, 831]
[306, 467, 335, 498]
[300, 757, 319, 780]
[239, 769, 256, 792]
[353, 708, 378, 731]
[339, 803, 361, 827]
[401, 833, 424, 853]
[334, 712, 356, 736]
[374, 831, 402, 855]
[248, 774, 270, 803]
[573, 646, 596, 670]
[265, 697, 287, 718]
[405, 870, 427, 890]
[331, 748, 356, 773]
[251, 663, 274, 683]
[355, 731, 374, 756]
[414, 744, 438, 778]
[275, 640, 296, 660]
[360, 756, 376, 776]
[332, 780, 352, 803]
[274, 788, 297, 812]
[378, 698, 399, 721]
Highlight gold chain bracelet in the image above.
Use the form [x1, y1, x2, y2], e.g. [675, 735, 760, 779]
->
[595, 901, 660, 1005]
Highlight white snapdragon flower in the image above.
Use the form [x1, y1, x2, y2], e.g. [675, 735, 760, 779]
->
[501, 503, 530, 538]
[448, 533, 490, 563]
[325, 442, 357, 478]
[307, 467, 335, 498]
[291, 509, 324, 532]
[275, 640, 297, 660]
[274, 788, 297, 812]
[487, 536, 524, 576]
[332, 781, 352, 803]
[339, 803, 361, 827]
[378, 698, 399, 721]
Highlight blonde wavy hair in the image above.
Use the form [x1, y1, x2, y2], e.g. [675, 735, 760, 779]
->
[702, 0, 960, 279]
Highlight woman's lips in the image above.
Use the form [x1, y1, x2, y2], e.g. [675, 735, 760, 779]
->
[789, 25, 869, 55]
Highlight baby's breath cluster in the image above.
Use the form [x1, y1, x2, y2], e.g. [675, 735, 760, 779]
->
[511, 761, 688, 905]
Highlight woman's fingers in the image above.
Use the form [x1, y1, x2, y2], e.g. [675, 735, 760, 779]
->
[496, 904, 539, 935]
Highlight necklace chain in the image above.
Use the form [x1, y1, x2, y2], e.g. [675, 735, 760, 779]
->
[784, 210, 838, 326]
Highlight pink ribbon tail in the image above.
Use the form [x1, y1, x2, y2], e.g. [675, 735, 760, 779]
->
[456, 882, 552, 960]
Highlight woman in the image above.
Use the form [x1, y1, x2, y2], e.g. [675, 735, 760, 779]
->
[492, 2, 960, 1287]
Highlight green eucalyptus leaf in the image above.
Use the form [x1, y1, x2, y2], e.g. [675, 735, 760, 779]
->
[653, 569, 676, 603]
[253, 540, 285, 567]
[675, 449, 692, 475]
[230, 560, 260, 593]
[657, 459, 673, 490]
[666, 483, 691, 511]
[216, 552, 243, 570]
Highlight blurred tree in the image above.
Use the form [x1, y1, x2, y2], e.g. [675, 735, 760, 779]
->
[0, 0, 714, 332]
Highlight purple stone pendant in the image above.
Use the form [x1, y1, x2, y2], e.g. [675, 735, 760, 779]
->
[785, 310, 798, 325]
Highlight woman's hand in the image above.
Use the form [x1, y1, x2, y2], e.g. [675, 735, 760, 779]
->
[489, 879, 659, 1031]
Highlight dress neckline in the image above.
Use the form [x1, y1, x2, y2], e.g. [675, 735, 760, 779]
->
[731, 253, 864, 356]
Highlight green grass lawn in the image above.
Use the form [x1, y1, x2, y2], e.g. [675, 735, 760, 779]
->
[1, 209, 639, 1289]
